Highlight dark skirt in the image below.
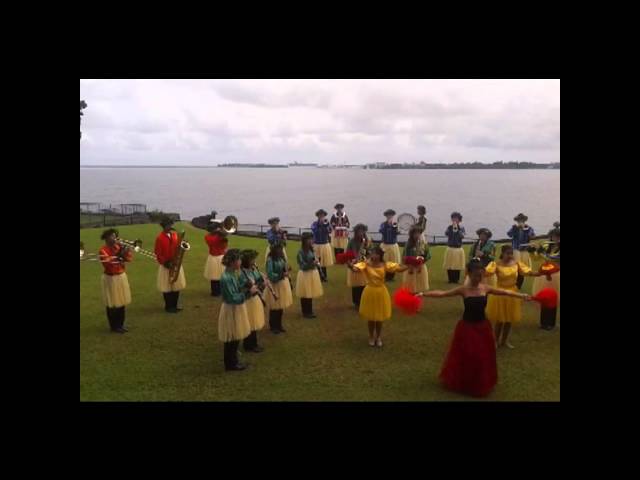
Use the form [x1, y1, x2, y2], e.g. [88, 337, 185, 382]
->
[439, 319, 497, 398]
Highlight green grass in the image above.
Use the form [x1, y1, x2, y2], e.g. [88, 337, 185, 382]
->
[80, 222, 560, 401]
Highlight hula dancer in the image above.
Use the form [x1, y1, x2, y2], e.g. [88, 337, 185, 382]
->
[240, 249, 266, 352]
[465, 228, 496, 287]
[154, 217, 186, 313]
[330, 203, 350, 257]
[203, 216, 228, 297]
[485, 245, 543, 348]
[507, 213, 536, 289]
[296, 232, 324, 318]
[346, 223, 370, 308]
[311, 209, 334, 282]
[265, 217, 288, 267]
[416, 260, 532, 397]
[99, 228, 132, 333]
[218, 249, 253, 371]
[443, 212, 466, 283]
[416, 205, 428, 244]
[379, 209, 401, 281]
[532, 222, 560, 330]
[349, 246, 408, 347]
[402, 226, 430, 294]
[265, 241, 293, 333]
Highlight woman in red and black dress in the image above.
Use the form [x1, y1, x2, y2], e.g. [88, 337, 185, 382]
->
[203, 219, 228, 297]
[416, 260, 532, 397]
[99, 228, 133, 333]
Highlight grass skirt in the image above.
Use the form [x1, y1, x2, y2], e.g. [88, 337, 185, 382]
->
[101, 273, 132, 308]
[313, 243, 335, 267]
[440, 319, 497, 397]
[218, 302, 252, 342]
[245, 295, 266, 331]
[513, 250, 532, 269]
[443, 247, 466, 270]
[331, 235, 348, 249]
[157, 265, 186, 292]
[203, 254, 224, 280]
[359, 285, 392, 322]
[402, 265, 429, 293]
[265, 279, 293, 310]
[380, 243, 400, 263]
[295, 270, 324, 298]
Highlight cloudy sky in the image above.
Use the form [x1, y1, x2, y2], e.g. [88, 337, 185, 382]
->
[79, 79, 560, 165]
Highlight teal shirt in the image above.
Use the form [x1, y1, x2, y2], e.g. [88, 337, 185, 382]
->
[221, 270, 245, 305]
[240, 267, 263, 299]
[267, 257, 286, 282]
[470, 240, 496, 266]
[297, 249, 316, 271]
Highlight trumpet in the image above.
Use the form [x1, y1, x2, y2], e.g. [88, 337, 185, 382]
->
[116, 238, 157, 261]
[452, 223, 459, 233]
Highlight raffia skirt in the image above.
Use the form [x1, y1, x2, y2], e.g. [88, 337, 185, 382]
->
[313, 243, 335, 267]
[513, 250, 532, 269]
[347, 268, 367, 287]
[402, 265, 429, 293]
[443, 247, 466, 271]
[532, 271, 560, 306]
[264, 246, 288, 268]
[331, 233, 349, 249]
[359, 285, 392, 322]
[486, 286, 523, 324]
[203, 254, 224, 280]
[245, 295, 266, 331]
[380, 243, 401, 263]
[295, 270, 324, 298]
[265, 279, 293, 310]
[218, 302, 252, 342]
[101, 273, 132, 308]
[157, 265, 186, 292]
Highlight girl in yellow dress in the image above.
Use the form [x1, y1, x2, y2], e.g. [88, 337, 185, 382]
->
[485, 245, 543, 348]
[349, 246, 409, 347]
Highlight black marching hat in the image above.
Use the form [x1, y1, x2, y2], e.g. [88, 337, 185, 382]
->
[316, 209, 328, 217]
[334, 203, 344, 209]
[417, 205, 426, 214]
[384, 209, 396, 216]
[450, 211, 463, 221]
[476, 227, 492, 238]
[548, 221, 560, 237]
[160, 216, 175, 228]
[514, 213, 528, 222]
[268, 217, 280, 225]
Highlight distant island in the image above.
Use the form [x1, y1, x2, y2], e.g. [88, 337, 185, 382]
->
[218, 163, 288, 168]
[363, 161, 560, 170]
[289, 162, 318, 167]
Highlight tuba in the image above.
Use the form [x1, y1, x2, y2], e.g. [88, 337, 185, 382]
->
[222, 215, 238, 234]
[396, 213, 417, 234]
[169, 230, 191, 284]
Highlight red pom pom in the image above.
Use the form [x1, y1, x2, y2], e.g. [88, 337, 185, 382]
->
[336, 251, 356, 264]
[403, 256, 424, 266]
[393, 287, 423, 315]
[532, 287, 558, 309]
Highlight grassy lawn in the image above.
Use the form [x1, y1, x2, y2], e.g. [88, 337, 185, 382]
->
[80, 222, 560, 401]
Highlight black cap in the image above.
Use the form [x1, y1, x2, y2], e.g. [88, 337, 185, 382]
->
[316, 209, 328, 217]
[514, 213, 528, 222]
[384, 209, 396, 216]
[160, 216, 174, 228]
[450, 212, 462, 221]
[476, 227, 492, 238]
[417, 205, 426, 214]
[268, 217, 280, 225]
[353, 223, 368, 232]
[334, 203, 344, 209]
[222, 248, 241, 266]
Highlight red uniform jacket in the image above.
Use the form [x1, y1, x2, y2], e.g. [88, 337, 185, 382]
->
[205, 233, 228, 256]
[99, 244, 132, 275]
[155, 231, 179, 265]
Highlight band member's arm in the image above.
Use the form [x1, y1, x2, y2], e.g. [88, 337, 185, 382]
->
[507, 225, 516, 238]
[266, 229, 276, 245]
[154, 235, 171, 267]
[517, 261, 542, 276]
[330, 215, 337, 228]
[222, 277, 248, 305]
[416, 287, 464, 298]
[310, 222, 318, 237]
[459, 226, 465, 238]
[350, 261, 367, 272]
[484, 261, 497, 277]
[379, 223, 386, 235]
[344, 215, 350, 228]
[486, 286, 531, 300]
[385, 261, 409, 273]
[444, 225, 452, 237]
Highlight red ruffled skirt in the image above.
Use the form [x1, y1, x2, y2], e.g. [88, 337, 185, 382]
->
[439, 319, 497, 398]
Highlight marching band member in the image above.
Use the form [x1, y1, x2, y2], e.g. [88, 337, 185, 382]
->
[265, 217, 288, 268]
[296, 232, 324, 318]
[532, 222, 560, 330]
[349, 246, 408, 347]
[443, 212, 466, 283]
[240, 250, 266, 352]
[416, 205, 428, 244]
[485, 245, 543, 348]
[465, 228, 496, 287]
[154, 217, 187, 313]
[507, 213, 536, 290]
[346, 223, 370, 308]
[401, 226, 430, 294]
[311, 209, 334, 282]
[218, 249, 253, 371]
[416, 260, 532, 398]
[265, 241, 293, 334]
[379, 209, 401, 281]
[203, 217, 228, 297]
[330, 203, 350, 257]
[99, 228, 132, 333]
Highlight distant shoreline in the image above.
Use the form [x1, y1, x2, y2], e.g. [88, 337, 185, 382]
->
[81, 164, 560, 170]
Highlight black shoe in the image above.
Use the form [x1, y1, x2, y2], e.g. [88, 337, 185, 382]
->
[166, 308, 179, 313]
[226, 363, 247, 371]
[278, 327, 287, 333]
[120, 326, 129, 332]
[271, 329, 281, 335]
[112, 328, 126, 334]
[303, 313, 316, 319]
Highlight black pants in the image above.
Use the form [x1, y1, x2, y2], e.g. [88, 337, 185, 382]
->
[210, 280, 221, 297]
[106, 306, 125, 331]
[243, 331, 259, 351]
[540, 307, 557, 329]
[321, 267, 328, 282]
[352, 286, 365, 307]
[223, 340, 240, 369]
[163, 291, 180, 311]
[301, 298, 315, 316]
[269, 309, 284, 332]
[447, 270, 461, 283]
[516, 274, 525, 290]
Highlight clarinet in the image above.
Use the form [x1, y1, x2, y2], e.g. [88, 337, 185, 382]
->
[242, 268, 266, 306]
[254, 265, 278, 301]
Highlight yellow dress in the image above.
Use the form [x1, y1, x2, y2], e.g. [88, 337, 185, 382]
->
[352, 261, 402, 322]
[485, 261, 531, 324]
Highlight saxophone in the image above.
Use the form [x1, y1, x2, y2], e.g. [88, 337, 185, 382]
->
[169, 230, 191, 284]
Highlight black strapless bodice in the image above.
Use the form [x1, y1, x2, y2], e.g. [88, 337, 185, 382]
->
[462, 296, 487, 323]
